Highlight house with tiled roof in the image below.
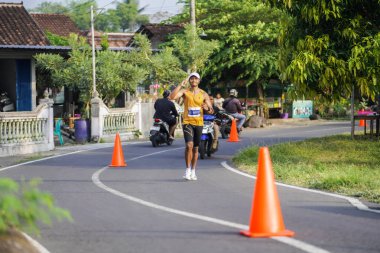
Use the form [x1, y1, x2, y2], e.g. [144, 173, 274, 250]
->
[30, 13, 81, 37]
[127, 23, 183, 49]
[80, 30, 134, 51]
[0, 2, 69, 111]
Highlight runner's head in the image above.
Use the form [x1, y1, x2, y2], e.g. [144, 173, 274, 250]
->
[188, 72, 201, 88]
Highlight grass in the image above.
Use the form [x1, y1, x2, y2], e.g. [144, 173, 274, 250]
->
[232, 134, 380, 204]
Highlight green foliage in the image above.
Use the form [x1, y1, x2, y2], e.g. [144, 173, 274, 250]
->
[0, 178, 72, 235]
[35, 34, 149, 115]
[28, 1, 68, 14]
[132, 34, 187, 86]
[272, 0, 380, 102]
[233, 134, 380, 203]
[115, 0, 149, 32]
[169, 0, 285, 85]
[169, 24, 219, 73]
[45, 32, 70, 46]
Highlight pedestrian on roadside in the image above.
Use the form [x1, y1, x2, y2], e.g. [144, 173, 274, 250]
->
[214, 92, 224, 110]
[203, 95, 220, 150]
[170, 72, 213, 180]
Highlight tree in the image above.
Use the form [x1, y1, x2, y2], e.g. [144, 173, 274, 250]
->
[169, 0, 285, 116]
[169, 24, 219, 73]
[28, 1, 68, 14]
[132, 34, 188, 87]
[67, 0, 95, 30]
[115, 0, 149, 32]
[35, 34, 149, 116]
[271, 0, 380, 102]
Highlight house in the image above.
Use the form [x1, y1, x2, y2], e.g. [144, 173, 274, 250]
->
[127, 23, 183, 49]
[0, 2, 69, 111]
[81, 31, 134, 51]
[30, 13, 81, 37]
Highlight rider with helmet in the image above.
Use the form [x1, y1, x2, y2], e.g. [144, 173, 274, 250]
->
[222, 89, 246, 132]
[154, 90, 179, 139]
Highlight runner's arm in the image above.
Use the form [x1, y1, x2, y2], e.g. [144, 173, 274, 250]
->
[169, 78, 187, 100]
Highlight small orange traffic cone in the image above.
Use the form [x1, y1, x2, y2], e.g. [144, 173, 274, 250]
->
[109, 133, 127, 167]
[228, 119, 240, 142]
[240, 147, 294, 238]
[359, 119, 366, 127]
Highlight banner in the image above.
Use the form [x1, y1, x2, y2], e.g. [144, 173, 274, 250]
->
[292, 100, 313, 118]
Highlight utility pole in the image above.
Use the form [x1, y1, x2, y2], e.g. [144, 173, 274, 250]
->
[189, 0, 196, 72]
[91, 5, 97, 98]
[190, 0, 196, 26]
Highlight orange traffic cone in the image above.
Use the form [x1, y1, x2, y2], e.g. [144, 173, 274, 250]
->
[240, 147, 294, 238]
[109, 133, 127, 167]
[228, 119, 240, 142]
[359, 119, 366, 127]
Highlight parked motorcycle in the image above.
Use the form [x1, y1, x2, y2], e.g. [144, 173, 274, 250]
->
[199, 114, 219, 159]
[149, 118, 173, 147]
[0, 92, 15, 112]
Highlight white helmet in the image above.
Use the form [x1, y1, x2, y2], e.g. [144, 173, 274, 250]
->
[229, 89, 238, 97]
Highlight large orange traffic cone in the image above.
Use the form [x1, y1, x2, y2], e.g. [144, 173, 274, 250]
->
[228, 119, 240, 142]
[109, 133, 127, 167]
[240, 147, 294, 238]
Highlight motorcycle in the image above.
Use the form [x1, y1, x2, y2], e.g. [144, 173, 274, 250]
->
[0, 92, 15, 112]
[199, 114, 219, 159]
[149, 118, 173, 147]
[215, 110, 233, 139]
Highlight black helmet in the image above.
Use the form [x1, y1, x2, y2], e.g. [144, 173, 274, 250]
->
[163, 90, 170, 98]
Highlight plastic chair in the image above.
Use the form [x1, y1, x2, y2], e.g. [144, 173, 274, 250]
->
[54, 118, 64, 145]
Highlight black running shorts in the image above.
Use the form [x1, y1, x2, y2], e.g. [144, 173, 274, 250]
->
[182, 124, 203, 147]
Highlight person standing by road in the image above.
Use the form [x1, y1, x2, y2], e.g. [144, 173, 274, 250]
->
[213, 93, 224, 110]
[170, 72, 213, 180]
[223, 89, 246, 132]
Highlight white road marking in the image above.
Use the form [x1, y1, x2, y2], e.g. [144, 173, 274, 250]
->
[221, 162, 380, 214]
[92, 149, 331, 253]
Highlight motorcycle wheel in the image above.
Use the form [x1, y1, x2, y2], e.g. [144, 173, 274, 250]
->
[151, 135, 159, 147]
[206, 140, 213, 157]
[166, 138, 173, 146]
[221, 126, 230, 139]
[220, 126, 227, 139]
[199, 140, 206, 159]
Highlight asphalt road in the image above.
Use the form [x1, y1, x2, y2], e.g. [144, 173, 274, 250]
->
[1, 121, 379, 253]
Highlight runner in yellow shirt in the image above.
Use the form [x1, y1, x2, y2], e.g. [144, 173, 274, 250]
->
[170, 72, 213, 180]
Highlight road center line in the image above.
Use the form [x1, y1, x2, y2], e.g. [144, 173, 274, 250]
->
[92, 149, 331, 253]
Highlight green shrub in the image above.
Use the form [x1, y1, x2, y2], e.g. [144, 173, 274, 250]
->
[0, 178, 72, 235]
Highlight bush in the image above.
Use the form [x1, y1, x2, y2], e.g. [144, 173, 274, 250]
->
[0, 178, 72, 235]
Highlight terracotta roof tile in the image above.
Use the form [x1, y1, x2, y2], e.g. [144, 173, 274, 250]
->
[30, 13, 81, 37]
[127, 23, 183, 47]
[0, 3, 49, 46]
[81, 30, 134, 48]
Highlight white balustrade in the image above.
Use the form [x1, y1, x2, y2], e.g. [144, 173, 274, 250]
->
[103, 111, 136, 135]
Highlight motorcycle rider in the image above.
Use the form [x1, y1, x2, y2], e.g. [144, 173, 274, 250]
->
[222, 89, 246, 132]
[153, 90, 179, 139]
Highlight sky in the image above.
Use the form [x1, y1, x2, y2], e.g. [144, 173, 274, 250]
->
[4, 0, 184, 14]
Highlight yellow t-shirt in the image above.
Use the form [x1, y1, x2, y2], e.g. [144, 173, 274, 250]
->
[182, 89, 206, 126]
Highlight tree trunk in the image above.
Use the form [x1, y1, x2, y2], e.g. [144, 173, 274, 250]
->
[256, 80, 265, 117]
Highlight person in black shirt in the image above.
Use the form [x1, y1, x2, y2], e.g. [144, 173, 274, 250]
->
[154, 90, 179, 139]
